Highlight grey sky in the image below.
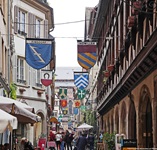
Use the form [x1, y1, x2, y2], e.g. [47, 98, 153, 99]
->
[49, 0, 99, 67]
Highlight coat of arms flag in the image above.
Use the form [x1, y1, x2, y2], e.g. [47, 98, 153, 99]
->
[74, 72, 89, 90]
[25, 38, 54, 69]
[58, 88, 67, 99]
[77, 89, 86, 100]
[41, 70, 52, 86]
[77, 40, 97, 70]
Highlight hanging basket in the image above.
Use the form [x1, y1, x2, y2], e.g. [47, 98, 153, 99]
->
[107, 64, 114, 72]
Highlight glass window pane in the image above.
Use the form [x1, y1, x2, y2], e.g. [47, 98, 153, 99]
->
[36, 19, 40, 38]
[21, 12, 25, 32]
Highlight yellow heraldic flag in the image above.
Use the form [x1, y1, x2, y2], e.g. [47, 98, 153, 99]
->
[74, 100, 81, 108]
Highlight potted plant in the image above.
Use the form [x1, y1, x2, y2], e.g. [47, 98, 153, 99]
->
[103, 132, 115, 150]
[103, 70, 110, 77]
[19, 88, 26, 93]
[127, 16, 136, 27]
[132, 1, 142, 15]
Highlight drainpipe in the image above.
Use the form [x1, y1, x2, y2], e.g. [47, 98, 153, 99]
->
[8, 0, 10, 86]
[7, 1, 12, 149]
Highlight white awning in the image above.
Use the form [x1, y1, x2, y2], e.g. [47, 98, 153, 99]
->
[0, 96, 39, 124]
[0, 109, 18, 133]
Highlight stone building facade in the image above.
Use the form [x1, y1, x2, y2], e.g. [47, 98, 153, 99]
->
[86, 0, 157, 148]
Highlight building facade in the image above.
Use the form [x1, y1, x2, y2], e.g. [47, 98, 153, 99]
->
[0, 0, 10, 95]
[87, 0, 157, 148]
[11, 0, 55, 145]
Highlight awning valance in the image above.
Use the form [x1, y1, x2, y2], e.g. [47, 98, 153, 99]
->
[0, 109, 18, 133]
[49, 117, 59, 124]
[0, 96, 39, 124]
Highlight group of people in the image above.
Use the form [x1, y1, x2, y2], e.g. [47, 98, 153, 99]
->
[49, 128, 95, 150]
[19, 129, 96, 150]
[49, 129, 74, 150]
[74, 131, 95, 150]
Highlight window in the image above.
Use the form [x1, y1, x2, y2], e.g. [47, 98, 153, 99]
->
[18, 10, 26, 35]
[36, 70, 42, 87]
[35, 19, 41, 38]
[17, 57, 26, 84]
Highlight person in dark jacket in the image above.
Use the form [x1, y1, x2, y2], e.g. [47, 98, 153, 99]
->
[76, 132, 87, 150]
[87, 132, 95, 150]
[21, 137, 34, 150]
[65, 130, 73, 150]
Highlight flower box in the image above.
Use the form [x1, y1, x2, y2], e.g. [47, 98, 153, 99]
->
[107, 64, 114, 72]
[127, 16, 136, 27]
[37, 90, 43, 95]
[19, 88, 26, 93]
[132, 1, 142, 15]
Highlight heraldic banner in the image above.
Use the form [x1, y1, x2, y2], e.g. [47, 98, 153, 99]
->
[25, 38, 54, 69]
[41, 70, 53, 86]
[77, 40, 97, 70]
[59, 88, 67, 99]
[74, 72, 89, 90]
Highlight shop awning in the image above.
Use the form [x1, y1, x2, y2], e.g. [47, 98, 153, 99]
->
[0, 109, 18, 133]
[0, 96, 39, 124]
[49, 116, 59, 124]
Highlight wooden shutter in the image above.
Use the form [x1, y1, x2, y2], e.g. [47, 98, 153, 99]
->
[32, 15, 35, 38]
[27, 13, 35, 38]
[44, 19, 48, 38]
[13, 55, 17, 82]
[14, 6, 19, 34]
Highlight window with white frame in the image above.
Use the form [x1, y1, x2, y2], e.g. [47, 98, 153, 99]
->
[35, 18, 41, 38]
[17, 57, 26, 84]
[36, 70, 42, 87]
[18, 10, 26, 35]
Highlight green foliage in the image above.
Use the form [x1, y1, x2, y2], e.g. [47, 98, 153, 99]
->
[39, 133, 46, 138]
[103, 132, 115, 150]
[9, 83, 17, 99]
[85, 110, 96, 127]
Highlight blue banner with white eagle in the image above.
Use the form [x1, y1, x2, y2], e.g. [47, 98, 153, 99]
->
[74, 72, 89, 90]
[25, 38, 54, 69]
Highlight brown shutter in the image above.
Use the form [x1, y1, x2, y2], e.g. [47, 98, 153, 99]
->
[14, 6, 19, 34]
[27, 13, 31, 37]
[27, 13, 35, 38]
[44, 19, 48, 38]
[32, 15, 36, 38]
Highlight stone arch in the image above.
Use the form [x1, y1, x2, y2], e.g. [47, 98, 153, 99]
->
[139, 85, 153, 148]
[34, 110, 45, 142]
[121, 101, 126, 135]
[128, 94, 136, 139]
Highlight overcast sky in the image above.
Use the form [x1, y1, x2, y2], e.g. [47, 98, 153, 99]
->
[49, 0, 99, 67]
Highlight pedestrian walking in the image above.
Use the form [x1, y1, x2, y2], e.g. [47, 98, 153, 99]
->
[60, 131, 66, 150]
[49, 127, 56, 141]
[55, 132, 62, 150]
[76, 132, 87, 150]
[65, 130, 73, 150]
[21, 137, 34, 150]
[87, 132, 95, 150]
